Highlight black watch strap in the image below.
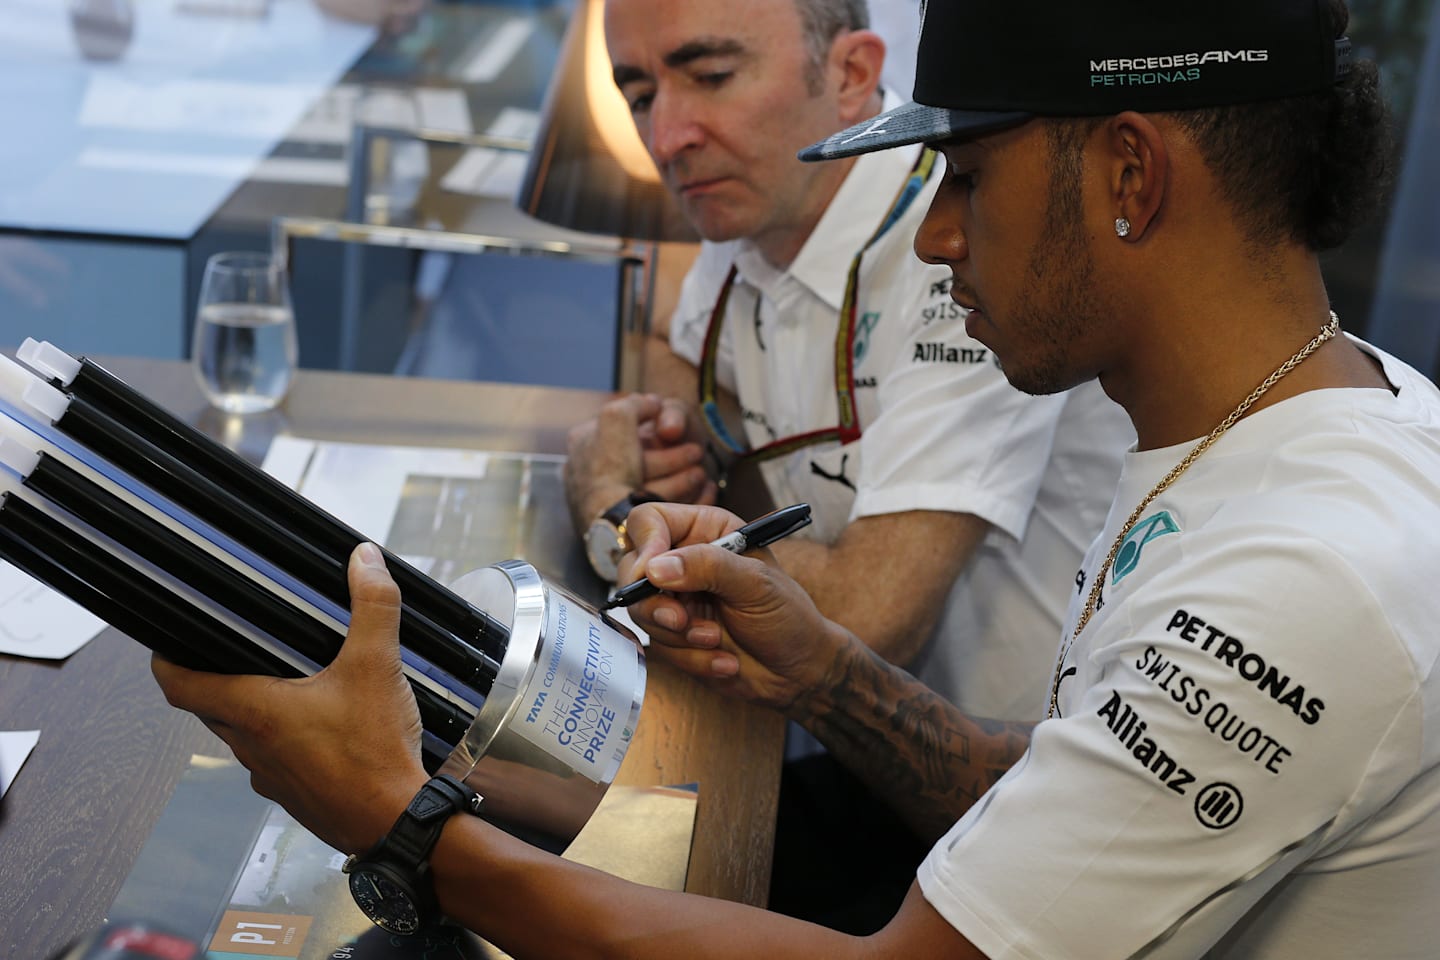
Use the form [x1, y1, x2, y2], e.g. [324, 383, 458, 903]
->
[344, 775, 482, 935]
[601, 489, 662, 526]
[373, 774, 482, 867]
[586, 491, 664, 580]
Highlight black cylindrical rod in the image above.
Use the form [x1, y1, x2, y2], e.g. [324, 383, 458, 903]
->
[65, 358, 510, 662]
[0, 497, 296, 678]
[0, 496, 472, 759]
[56, 396, 500, 694]
[0, 528, 226, 676]
[25, 452, 344, 671]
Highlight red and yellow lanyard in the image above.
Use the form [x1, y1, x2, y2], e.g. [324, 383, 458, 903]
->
[698, 148, 938, 465]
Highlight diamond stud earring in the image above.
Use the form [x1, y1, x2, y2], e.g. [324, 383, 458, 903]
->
[1115, 217, 1132, 238]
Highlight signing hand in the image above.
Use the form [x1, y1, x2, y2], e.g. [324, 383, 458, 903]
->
[620, 503, 851, 716]
[152, 543, 428, 855]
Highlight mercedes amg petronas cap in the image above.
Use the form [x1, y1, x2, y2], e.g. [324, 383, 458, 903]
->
[801, 0, 1353, 162]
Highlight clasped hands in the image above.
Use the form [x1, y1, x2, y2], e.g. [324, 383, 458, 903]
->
[564, 393, 719, 527]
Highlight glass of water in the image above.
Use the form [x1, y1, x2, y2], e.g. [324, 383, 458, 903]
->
[355, 86, 429, 226]
[192, 251, 298, 414]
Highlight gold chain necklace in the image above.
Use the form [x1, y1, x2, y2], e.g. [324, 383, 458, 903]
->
[1047, 312, 1341, 719]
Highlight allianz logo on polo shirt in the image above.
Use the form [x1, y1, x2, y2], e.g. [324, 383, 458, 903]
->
[1095, 688, 1248, 829]
[912, 342, 991, 364]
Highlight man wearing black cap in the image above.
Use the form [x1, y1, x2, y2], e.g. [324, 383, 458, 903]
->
[154, 0, 1440, 956]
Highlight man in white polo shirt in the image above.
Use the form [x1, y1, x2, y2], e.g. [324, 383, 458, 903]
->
[562, 2, 1130, 927]
[563, 0, 1131, 727]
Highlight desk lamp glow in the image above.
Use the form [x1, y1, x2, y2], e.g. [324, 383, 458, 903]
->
[516, 0, 698, 392]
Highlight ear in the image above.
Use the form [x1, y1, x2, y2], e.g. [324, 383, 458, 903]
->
[827, 28, 885, 124]
[1103, 111, 1169, 242]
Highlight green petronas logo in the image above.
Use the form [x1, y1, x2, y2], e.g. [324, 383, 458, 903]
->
[1113, 510, 1181, 585]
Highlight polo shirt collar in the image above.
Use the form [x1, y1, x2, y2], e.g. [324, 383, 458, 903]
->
[736, 89, 921, 312]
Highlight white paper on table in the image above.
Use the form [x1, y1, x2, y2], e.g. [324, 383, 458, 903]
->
[287, 84, 474, 146]
[285, 83, 363, 145]
[257, 85, 472, 187]
[439, 108, 539, 199]
[415, 88, 474, 135]
[261, 436, 493, 546]
[458, 17, 535, 84]
[173, 0, 269, 17]
[77, 146, 260, 180]
[248, 156, 348, 186]
[0, 561, 107, 660]
[485, 107, 541, 142]
[78, 76, 320, 139]
[0, 730, 40, 798]
[439, 148, 530, 199]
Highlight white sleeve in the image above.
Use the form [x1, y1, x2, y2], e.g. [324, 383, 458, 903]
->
[916, 533, 1421, 960]
[852, 257, 1065, 542]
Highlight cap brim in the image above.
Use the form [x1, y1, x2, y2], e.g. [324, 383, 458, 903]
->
[799, 101, 1031, 162]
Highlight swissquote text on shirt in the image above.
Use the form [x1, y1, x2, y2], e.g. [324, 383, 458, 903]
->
[917, 338, 1440, 958]
[670, 123, 1133, 719]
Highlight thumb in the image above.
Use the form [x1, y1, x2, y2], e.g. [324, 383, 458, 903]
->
[646, 543, 783, 612]
[656, 400, 690, 442]
[336, 543, 404, 670]
[598, 393, 663, 436]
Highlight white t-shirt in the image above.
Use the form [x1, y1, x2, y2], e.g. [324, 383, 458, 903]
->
[919, 338, 1440, 958]
[670, 128, 1133, 718]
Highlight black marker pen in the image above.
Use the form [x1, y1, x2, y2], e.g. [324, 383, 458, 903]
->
[603, 503, 812, 609]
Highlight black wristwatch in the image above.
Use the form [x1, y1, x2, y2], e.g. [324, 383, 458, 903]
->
[343, 774, 482, 935]
[583, 490, 662, 581]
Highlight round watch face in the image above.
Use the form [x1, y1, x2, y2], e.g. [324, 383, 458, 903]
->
[584, 520, 623, 581]
[348, 867, 423, 935]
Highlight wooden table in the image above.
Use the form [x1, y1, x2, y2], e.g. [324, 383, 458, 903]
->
[0, 359, 783, 959]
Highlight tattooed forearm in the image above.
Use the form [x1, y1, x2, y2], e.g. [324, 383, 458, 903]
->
[797, 642, 1035, 842]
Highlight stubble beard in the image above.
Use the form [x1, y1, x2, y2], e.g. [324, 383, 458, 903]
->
[1001, 159, 1105, 397]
